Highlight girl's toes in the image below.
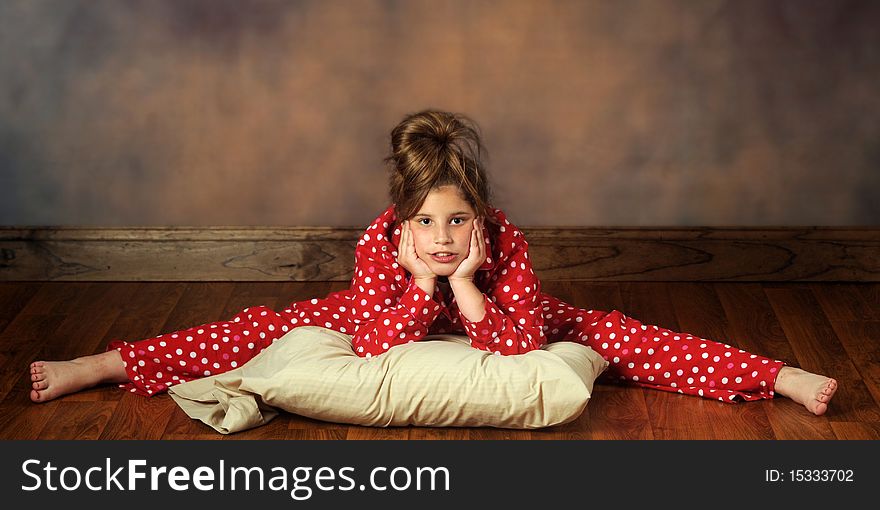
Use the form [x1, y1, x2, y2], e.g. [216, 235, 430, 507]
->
[33, 380, 48, 390]
[30, 389, 42, 402]
[32, 372, 45, 382]
[822, 380, 838, 398]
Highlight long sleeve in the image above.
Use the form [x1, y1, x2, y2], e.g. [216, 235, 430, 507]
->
[459, 231, 546, 355]
[348, 235, 443, 358]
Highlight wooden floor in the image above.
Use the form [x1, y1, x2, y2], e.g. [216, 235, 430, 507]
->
[0, 281, 878, 440]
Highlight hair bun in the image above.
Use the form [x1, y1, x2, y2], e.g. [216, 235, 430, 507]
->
[430, 121, 453, 145]
[387, 110, 482, 171]
[385, 109, 493, 223]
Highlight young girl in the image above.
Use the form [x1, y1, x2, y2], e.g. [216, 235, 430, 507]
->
[29, 110, 837, 416]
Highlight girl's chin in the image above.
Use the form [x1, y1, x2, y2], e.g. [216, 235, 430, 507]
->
[430, 266, 455, 276]
[427, 262, 458, 276]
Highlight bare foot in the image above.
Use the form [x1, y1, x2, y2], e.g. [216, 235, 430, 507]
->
[29, 351, 127, 403]
[774, 366, 838, 416]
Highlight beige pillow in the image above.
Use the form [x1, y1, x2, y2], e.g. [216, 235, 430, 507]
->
[168, 326, 608, 434]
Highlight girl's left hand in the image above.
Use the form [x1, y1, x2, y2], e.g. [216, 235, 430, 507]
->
[449, 217, 487, 282]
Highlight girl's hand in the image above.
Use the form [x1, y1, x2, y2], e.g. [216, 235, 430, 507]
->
[396, 220, 435, 281]
[449, 216, 486, 282]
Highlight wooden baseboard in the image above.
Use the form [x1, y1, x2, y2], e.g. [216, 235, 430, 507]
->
[1, 226, 878, 282]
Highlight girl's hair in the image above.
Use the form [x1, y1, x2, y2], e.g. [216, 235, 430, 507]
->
[384, 109, 495, 224]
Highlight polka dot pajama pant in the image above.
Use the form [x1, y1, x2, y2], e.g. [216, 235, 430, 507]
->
[539, 295, 784, 402]
[108, 297, 784, 403]
[107, 304, 293, 396]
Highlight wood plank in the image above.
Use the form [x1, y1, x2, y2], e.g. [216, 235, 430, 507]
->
[346, 426, 410, 440]
[162, 281, 335, 439]
[278, 281, 339, 307]
[554, 281, 624, 322]
[8, 282, 135, 415]
[810, 283, 879, 322]
[520, 427, 564, 440]
[619, 282, 717, 440]
[159, 282, 237, 333]
[99, 392, 177, 440]
[27, 311, 122, 404]
[116, 281, 237, 439]
[539, 280, 577, 307]
[468, 428, 535, 440]
[288, 428, 347, 440]
[17, 282, 93, 315]
[857, 284, 880, 319]
[713, 282, 807, 439]
[763, 285, 880, 424]
[0, 313, 67, 403]
[221, 282, 283, 317]
[287, 412, 349, 431]
[37, 401, 118, 440]
[821, 320, 880, 411]
[93, 282, 189, 355]
[164, 412, 296, 440]
[0, 386, 60, 439]
[812, 284, 880, 412]
[57, 282, 189, 404]
[155, 282, 268, 439]
[284, 407, 349, 440]
[407, 427, 469, 440]
[114, 282, 190, 331]
[714, 283, 798, 364]
[762, 399, 838, 440]
[829, 422, 880, 440]
[0, 297, 69, 439]
[221, 417, 292, 440]
[1, 282, 130, 405]
[669, 282, 775, 439]
[1, 281, 877, 440]
[36, 284, 135, 362]
[20, 283, 185, 406]
[566, 281, 654, 439]
[578, 385, 654, 440]
[4, 226, 879, 282]
[0, 282, 41, 334]
[0, 228, 358, 282]
[160, 403, 228, 440]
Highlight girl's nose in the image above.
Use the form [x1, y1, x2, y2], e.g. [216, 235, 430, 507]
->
[434, 228, 452, 243]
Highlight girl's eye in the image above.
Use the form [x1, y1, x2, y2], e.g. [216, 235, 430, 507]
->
[415, 218, 465, 226]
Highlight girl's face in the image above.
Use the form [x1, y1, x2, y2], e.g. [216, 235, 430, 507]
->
[406, 185, 478, 277]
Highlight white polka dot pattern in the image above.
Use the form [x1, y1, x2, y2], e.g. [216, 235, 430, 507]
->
[106, 204, 784, 403]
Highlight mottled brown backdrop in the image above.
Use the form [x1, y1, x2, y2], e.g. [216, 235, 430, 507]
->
[1, 0, 878, 227]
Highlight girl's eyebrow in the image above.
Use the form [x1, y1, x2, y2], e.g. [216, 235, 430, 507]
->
[414, 211, 472, 217]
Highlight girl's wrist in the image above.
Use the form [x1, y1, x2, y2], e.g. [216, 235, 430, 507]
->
[412, 275, 436, 296]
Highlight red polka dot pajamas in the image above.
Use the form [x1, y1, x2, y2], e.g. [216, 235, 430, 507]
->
[108, 205, 784, 402]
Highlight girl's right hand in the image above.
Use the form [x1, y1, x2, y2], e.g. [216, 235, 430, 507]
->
[397, 220, 435, 281]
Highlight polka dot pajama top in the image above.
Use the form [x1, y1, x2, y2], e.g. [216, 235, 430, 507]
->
[107, 204, 784, 401]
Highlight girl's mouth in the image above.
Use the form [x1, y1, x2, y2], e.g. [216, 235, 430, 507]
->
[430, 253, 457, 263]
